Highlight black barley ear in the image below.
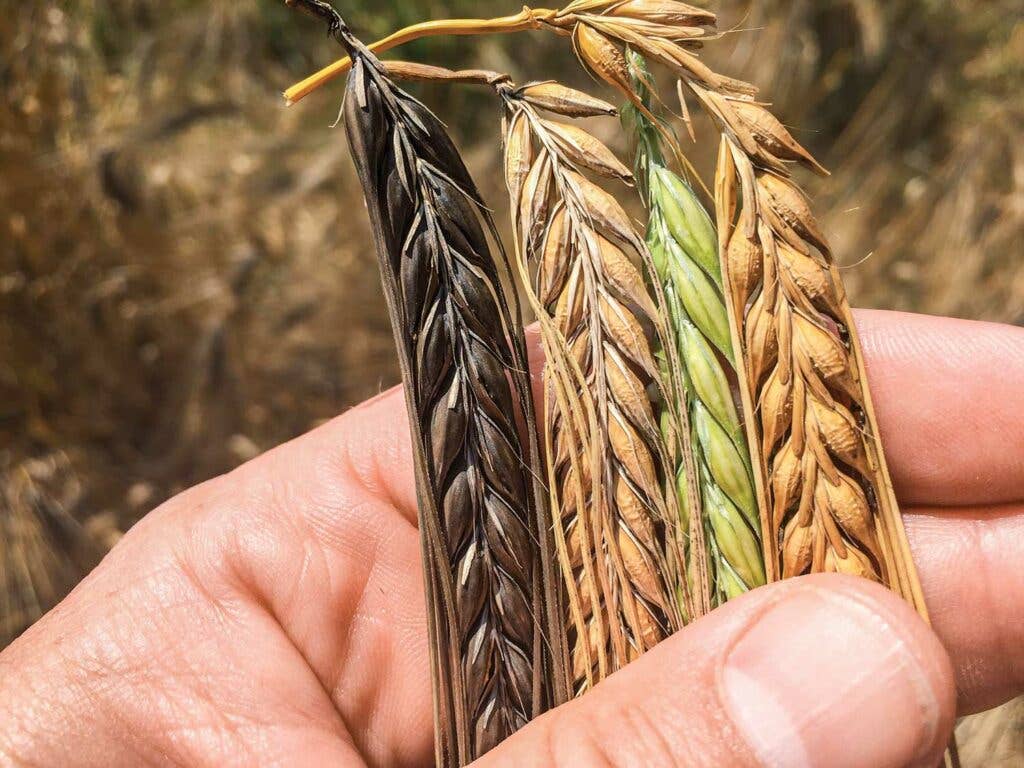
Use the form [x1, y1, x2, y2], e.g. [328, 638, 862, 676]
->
[285, 3, 569, 765]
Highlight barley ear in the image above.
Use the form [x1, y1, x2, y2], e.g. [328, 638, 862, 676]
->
[708, 121, 957, 765]
[498, 82, 696, 693]
[709, 111, 925, 597]
[625, 52, 764, 606]
[285, 3, 568, 764]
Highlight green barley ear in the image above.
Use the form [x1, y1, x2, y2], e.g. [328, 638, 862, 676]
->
[625, 50, 765, 607]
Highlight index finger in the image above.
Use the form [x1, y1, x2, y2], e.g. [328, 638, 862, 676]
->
[857, 310, 1024, 506]
[366, 310, 1024, 520]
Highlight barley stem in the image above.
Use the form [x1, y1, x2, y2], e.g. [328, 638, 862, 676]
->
[283, 6, 563, 104]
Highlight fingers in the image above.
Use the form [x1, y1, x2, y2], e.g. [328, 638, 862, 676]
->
[856, 310, 1024, 506]
[176, 309, 1024, 753]
[904, 505, 1024, 713]
[475, 575, 956, 768]
[0, 480, 364, 767]
[379, 311, 1024, 515]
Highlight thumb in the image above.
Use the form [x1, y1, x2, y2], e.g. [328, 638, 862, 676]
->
[475, 574, 956, 768]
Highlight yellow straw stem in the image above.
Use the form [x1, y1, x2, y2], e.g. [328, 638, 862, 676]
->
[284, 8, 559, 104]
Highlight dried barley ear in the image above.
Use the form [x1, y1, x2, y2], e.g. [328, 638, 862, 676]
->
[498, 79, 701, 695]
[285, 3, 567, 765]
[690, 59, 959, 768]
[708, 105, 917, 592]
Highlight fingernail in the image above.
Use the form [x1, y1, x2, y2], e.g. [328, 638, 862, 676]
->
[722, 589, 941, 768]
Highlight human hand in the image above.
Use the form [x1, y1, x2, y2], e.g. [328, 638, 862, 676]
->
[1, 310, 1021, 768]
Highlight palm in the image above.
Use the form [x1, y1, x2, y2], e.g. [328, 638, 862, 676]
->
[2, 395, 435, 766]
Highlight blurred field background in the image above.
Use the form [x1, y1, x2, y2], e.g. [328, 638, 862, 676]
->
[1, 0, 1022, 760]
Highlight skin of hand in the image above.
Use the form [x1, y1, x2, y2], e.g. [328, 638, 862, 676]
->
[0, 309, 1022, 768]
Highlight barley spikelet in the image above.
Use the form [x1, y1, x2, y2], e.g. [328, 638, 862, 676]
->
[625, 54, 764, 606]
[497, 80, 691, 694]
[285, 3, 567, 763]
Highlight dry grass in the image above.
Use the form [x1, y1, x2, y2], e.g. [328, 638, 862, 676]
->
[0, 452, 106, 645]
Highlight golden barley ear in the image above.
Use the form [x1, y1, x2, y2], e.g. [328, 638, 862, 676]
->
[711, 129, 958, 768]
[692, 55, 959, 768]
[709, 119, 918, 590]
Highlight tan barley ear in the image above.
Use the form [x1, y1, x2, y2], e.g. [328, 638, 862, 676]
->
[498, 83, 697, 695]
[706, 111, 955, 768]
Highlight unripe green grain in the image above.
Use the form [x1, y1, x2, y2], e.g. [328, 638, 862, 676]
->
[678, 319, 739, 436]
[626, 52, 765, 606]
[653, 166, 720, 284]
[704, 483, 765, 590]
[694, 402, 757, 524]
[666, 235, 733, 358]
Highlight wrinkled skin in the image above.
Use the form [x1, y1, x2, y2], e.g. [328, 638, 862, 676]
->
[1, 310, 1022, 768]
